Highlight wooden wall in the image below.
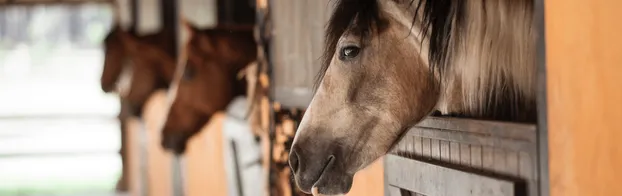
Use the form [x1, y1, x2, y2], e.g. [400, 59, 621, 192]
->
[546, 0, 622, 195]
[270, 0, 333, 108]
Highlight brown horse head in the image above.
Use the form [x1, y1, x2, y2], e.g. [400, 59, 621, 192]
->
[289, 0, 536, 195]
[100, 25, 127, 93]
[100, 27, 177, 117]
[160, 24, 257, 154]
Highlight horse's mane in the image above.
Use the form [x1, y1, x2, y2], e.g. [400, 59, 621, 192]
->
[316, 0, 463, 90]
[317, 0, 536, 122]
[189, 25, 256, 67]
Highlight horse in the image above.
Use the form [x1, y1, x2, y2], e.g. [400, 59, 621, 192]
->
[288, 0, 537, 195]
[101, 26, 178, 116]
[100, 25, 178, 191]
[159, 24, 257, 154]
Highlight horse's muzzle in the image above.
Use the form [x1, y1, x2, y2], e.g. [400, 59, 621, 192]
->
[161, 132, 191, 154]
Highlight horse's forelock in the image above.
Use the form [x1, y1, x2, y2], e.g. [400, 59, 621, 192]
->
[315, 0, 383, 92]
[315, 0, 466, 92]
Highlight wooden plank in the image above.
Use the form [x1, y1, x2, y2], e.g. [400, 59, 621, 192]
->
[460, 144, 470, 166]
[471, 145, 483, 169]
[482, 147, 494, 173]
[143, 90, 173, 196]
[421, 138, 431, 158]
[546, 0, 622, 196]
[0, 0, 109, 5]
[387, 186, 403, 196]
[185, 113, 228, 196]
[414, 136, 422, 157]
[506, 151, 519, 176]
[406, 127, 535, 153]
[269, 0, 333, 107]
[127, 117, 145, 196]
[440, 140, 450, 162]
[417, 117, 536, 142]
[385, 155, 518, 196]
[449, 141, 460, 165]
[493, 149, 506, 174]
[431, 139, 440, 160]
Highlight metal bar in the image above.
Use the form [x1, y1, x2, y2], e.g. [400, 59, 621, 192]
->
[231, 140, 246, 196]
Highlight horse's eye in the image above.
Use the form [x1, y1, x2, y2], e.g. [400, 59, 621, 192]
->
[340, 46, 360, 60]
[183, 65, 195, 80]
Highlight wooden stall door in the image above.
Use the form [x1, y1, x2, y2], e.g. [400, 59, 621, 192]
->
[126, 117, 145, 196]
[546, 0, 622, 195]
[185, 113, 228, 196]
[142, 90, 173, 196]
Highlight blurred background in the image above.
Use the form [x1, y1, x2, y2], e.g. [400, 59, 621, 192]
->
[0, 4, 121, 195]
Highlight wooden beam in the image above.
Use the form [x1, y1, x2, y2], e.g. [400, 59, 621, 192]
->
[0, 0, 110, 6]
[385, 155, 519, 196]
[546, 0, 622, 195]
[534, 0, 549, 195]
[159, 0, 178, 57]
[129, 0, 138, 34]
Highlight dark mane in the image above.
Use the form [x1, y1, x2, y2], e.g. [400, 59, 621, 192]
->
[314, 0, 465, 90]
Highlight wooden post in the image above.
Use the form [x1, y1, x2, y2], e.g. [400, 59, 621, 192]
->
[129, 0, 139, 34]
[545, 0, 622, 195]
[158, 0, 183, 196]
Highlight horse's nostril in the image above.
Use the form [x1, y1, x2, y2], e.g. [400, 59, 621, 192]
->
[289, 150, 300, 172]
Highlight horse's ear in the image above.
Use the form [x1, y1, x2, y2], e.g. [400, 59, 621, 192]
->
[117, 31, 136, 52]
[181, 19, 200, 35]
[194, 31, 217, 55]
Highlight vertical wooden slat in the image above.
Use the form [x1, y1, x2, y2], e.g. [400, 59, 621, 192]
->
[449, 142, 460, 164]
[460, 144, 470, 166]
[407, 136, 415, 158]
[493, 149, 506, 174]
[430, 139, 440, 160]
[414, 136, 423, 157]
[440, 140, 450, 162]
[519, 152, 535, 185]
[421, 138, 431, 158]
[506, 151, 519, 176]
[471, 145, 483, 170]
[482, 146, 494, 172]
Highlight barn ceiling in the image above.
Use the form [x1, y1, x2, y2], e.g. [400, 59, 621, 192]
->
[0, 0, 111, 6]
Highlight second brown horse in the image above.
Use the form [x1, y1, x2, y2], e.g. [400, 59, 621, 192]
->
[160, 24, 257, 154]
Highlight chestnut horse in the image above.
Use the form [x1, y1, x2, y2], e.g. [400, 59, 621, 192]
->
[159, 24, 257, 154]
[101, 26, 177, 115]
[289, 0, 536, 195]
[100, 25, 177, 191]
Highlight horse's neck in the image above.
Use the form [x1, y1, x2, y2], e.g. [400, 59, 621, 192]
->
[387, 0, 537, 122]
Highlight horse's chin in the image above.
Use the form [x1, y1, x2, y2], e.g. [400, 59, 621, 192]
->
[307, 169, 354, 196]
[311, 187, 347, 196]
